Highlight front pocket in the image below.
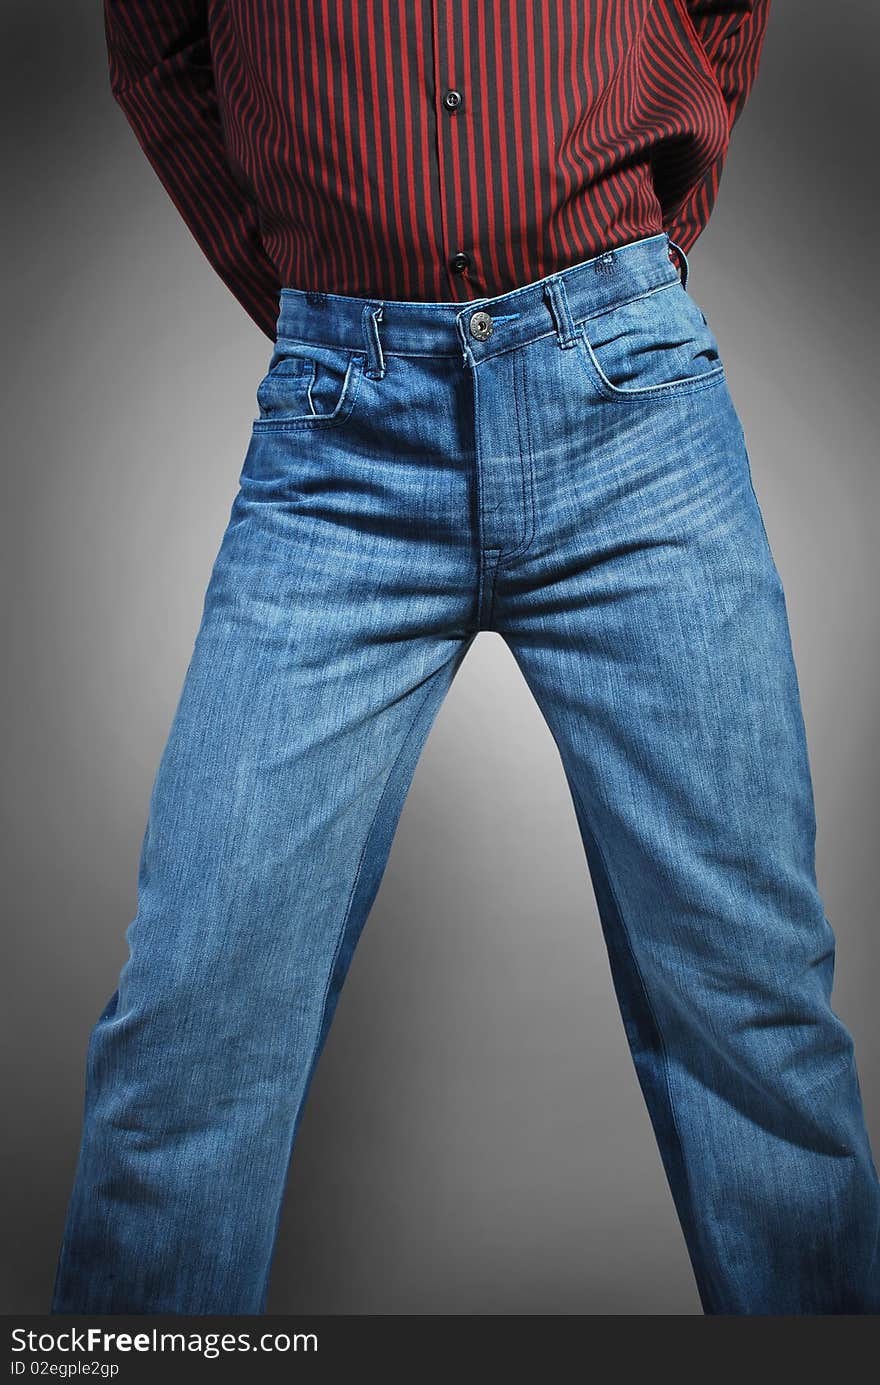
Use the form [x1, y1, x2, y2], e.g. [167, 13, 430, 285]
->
[253, 339, 366, 430]
[575, 279, 727, 402]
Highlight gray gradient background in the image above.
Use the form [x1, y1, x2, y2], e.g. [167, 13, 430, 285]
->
[3, 1, 878, 1315]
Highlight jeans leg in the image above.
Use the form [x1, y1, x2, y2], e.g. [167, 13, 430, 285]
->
[498, 351, 880, 1312]
[51, 414, 474, 1314]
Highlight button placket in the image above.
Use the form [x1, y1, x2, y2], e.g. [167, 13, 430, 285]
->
[433, 12, 475, 293]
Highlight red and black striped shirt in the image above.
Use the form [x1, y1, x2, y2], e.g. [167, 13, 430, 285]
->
[103, 1, 771, 341]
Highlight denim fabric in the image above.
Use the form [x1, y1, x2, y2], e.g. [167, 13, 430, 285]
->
[51, 231, 880, 1315]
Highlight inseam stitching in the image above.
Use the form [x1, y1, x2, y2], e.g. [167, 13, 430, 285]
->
[567, 771, 720, 1312]
[258, 647, 472, 1305]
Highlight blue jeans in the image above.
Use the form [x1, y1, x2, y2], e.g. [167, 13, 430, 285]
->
[51, 231, 880, 1314]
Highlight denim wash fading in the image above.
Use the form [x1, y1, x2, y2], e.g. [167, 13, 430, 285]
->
[51, 232, 880, 1314]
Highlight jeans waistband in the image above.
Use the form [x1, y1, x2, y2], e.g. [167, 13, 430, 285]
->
[273, 230, 687, 370]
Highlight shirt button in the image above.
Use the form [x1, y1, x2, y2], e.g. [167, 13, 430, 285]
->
[443, 89, 462, 110]
[450, 250, 471, 274]
[469, 310, 493, 341]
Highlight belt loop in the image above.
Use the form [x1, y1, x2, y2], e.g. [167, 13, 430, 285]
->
[666, 235, 690, 290]
[362, 302, 386, 379]
[543, 276, 577, 350]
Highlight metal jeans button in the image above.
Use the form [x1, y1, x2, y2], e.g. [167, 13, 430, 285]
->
[469, 310, 493, 341]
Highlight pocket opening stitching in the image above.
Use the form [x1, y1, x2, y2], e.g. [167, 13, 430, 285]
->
[252, 351, 367, 431]
[575, 322, 726, 402]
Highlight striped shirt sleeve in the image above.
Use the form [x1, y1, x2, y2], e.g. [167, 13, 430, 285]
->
[666, 0, 772, 254]
[103, 1, 283, 340]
